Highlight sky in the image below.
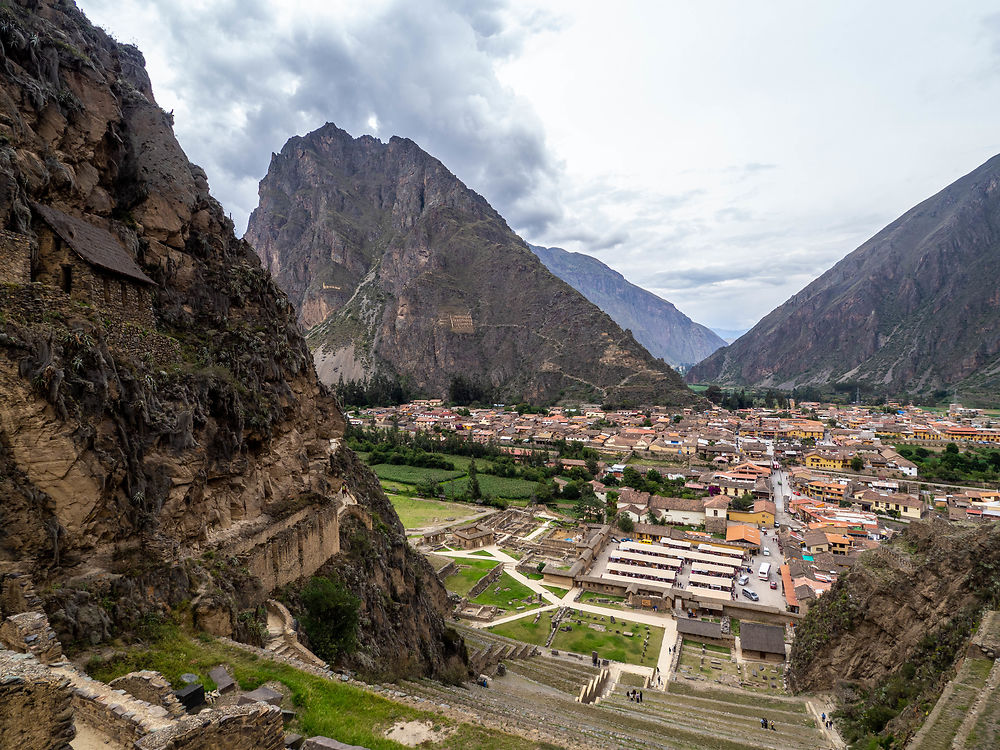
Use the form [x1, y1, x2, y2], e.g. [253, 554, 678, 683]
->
[77, 0, 1000, 331]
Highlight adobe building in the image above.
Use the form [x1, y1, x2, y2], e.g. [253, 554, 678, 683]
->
[29, 202, 155, 324]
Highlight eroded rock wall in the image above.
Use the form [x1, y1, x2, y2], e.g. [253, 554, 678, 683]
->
[0, 0, 457, 680]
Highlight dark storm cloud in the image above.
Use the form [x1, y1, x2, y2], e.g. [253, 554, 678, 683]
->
[81, 0, 563, 234]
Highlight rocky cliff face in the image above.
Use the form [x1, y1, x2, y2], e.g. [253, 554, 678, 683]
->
[529, 244, 726, 367]
[789, 519, 1000, 740]
[0, 0, 460, 680]
[246, 123, 697, 407]
[688, 155, 1000, 403]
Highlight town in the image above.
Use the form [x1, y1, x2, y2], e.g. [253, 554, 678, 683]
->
[346, 397, 1000, 689]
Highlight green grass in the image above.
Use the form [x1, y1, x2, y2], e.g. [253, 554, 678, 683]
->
[469, 550, 493, 557]
[441, 559, 498, 596]
[440, 474, 538, 499]
[84, 627, 548, 749]
[488, 612, 554, 646]
[371, 464, 465, 485]
[683, 638, 731, 655]
[578, 591, 626, 603]
[542, 584, 569, 598]
[525, 572, 544, 580]
[388, 495, 481, 529]
[471, 573, 541, 610]
[915, 656, 996, 750]
[550, 612, 663, 668]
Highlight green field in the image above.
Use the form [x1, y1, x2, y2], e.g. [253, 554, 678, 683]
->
[84, 626, 544, 750]
[489, 611, 554, 645]
[469, 549, 494, 557]
[489, 609, 663, 667]
[441, 558, 498, 596]
[388, 495, 481, 529]
[550, 611, 663, 668]
[472, 572, 541, 610]
[440, 474, 538, 499]
[371, 464, 465, 485]
[542, 584, 570, 598]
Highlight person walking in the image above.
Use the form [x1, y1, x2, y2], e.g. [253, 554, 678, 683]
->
[639, 690, 643, 703]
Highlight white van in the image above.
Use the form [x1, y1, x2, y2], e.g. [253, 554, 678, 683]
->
[758, 562, 771, 580]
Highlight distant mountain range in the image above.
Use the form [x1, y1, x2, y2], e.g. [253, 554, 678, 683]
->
[709, 328, 750, 344]
[689, 154, 1000, 403]
[246, 123, 697, 407]
[528, 244, 727, 367]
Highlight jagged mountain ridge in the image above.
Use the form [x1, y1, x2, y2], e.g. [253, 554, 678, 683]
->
[0, 0, 460, 680]
[246, 123, 697, 407]
[688, 154, 1000, 402]
[529, 243, 726, 366]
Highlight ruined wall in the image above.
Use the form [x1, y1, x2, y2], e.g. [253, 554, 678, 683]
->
[466, 563, 504, 600]
[243, 503, 341, 593]
[0, 610, 63, 663]
[109, 671, 186, 718]
[0, 650, 75, 750]
[135, 704, 285, 750]
[0, 230, 31, 284]
[33, 225, 154, 326]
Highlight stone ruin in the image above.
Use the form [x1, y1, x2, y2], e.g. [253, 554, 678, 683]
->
[0, 571, 332, 750]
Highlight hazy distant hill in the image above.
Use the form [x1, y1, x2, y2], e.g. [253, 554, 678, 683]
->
[710, 327, 750, 344]
[529, 244, 726, 366]
[689, 154, 1000, 403]
[246, 123, 697, 406]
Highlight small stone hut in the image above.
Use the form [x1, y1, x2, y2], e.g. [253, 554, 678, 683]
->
[30, 202, 155, 324]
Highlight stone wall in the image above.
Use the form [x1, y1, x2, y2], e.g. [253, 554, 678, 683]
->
[0, 650, 75, 750]
[33, 224, 154, 327]
[135, 704, 285, 750]
[0, 610, 63, 663]
[466, 563, 504, 600]
[109, 671, 186, 718]
[243, 503, 341, 593]
[0, 571, 43, 616]
[0, 230, 32, 284]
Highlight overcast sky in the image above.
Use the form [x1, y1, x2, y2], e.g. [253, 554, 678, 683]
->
[78, 0, 1000, 331]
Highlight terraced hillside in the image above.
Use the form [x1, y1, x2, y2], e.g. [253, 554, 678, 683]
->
[388, 627, 830, 750]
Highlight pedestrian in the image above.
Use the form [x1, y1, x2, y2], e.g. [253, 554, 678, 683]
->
[771, 721, 776, 731]
[639, 690, 643, 703]
[821, 712, 826, 722]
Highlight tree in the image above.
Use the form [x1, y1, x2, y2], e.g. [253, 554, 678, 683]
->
[467, 458, 481, 500]
[850, 456, 864, 472]
[532, 478, 554, 505]
[585, 456, 599, 477]
[616, 513, 635, 533]
[299, 576, 360, 663]
[732, 493, 755, 511]
[621, 466, 643, 488]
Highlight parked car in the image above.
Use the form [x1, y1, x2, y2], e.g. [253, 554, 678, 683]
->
[737, 574, 750, 586]
[762, 547, 770, 556]
[769, 581, 778, 590]
[742, 588, 759, 602]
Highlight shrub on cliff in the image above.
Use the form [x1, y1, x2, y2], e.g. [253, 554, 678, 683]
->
[300, 576, 360, 663]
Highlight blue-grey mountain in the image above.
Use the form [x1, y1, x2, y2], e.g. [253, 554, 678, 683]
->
[529, 244, 726, 367]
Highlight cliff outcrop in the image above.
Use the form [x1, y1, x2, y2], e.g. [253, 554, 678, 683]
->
[689, 154, 1000, 403]
[0, 0, 459, 679]
[246, 123, 697, 407]
[789, 519, 1000, 742]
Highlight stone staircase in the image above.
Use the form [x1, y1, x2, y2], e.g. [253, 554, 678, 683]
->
[457, 625, 539, 676]
[263, 599, 327, 668]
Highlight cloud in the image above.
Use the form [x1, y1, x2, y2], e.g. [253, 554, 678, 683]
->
[78, 0, 564, 235]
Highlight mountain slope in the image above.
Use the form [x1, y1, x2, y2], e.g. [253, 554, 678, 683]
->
[688, 154, 1000, 401]
[528, 244, 726, 366]
[246, 123, 696, 407]
[0, 0, 460, 680]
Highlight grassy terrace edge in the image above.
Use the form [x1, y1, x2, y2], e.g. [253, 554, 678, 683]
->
[84, 624, 560, 750]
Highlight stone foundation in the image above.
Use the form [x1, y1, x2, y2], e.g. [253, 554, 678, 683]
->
[134, 704, 285, 750]
[110, 671, 187, 718]
[0, 610, 63, 663]
[0, 650, 75, 750]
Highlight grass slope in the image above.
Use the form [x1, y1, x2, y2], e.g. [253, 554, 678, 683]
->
[85, 627, 553, 749]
